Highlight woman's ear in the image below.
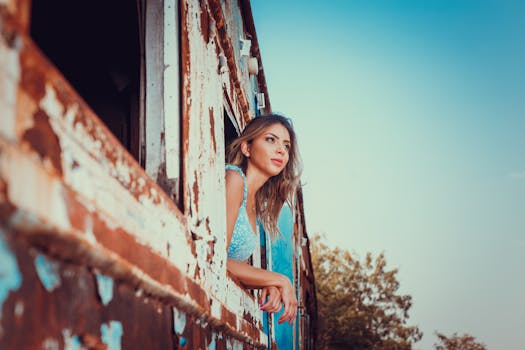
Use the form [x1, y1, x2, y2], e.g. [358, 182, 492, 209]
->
[241, 141, 250, 158]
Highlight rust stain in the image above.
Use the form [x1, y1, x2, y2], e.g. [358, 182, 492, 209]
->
[19, 44, 47, 102]
[192, 170, 199, 213]
[180, 1, 192, 216]
[186, 276, 209, 313]
[92, 214, 188, 295]
[21, 109, 63, 175]
[0, 178, 16, 223]
[221, 305, 237, 332]
[63, 185, 90, 234]
[199, 2, 210, 44]
[209, 107, 217, 154]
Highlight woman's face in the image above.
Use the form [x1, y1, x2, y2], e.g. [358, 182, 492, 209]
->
[245, 123, 291, 177]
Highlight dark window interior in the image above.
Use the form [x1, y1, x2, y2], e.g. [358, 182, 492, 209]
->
[31, 0, 141, 162]
[224, 108, 239, 153]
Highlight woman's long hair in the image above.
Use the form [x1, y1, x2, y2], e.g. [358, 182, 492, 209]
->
[226, 113, 302, 239]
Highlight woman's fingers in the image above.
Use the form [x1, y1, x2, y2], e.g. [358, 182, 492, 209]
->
[261, 287, 283, 313]
[260, 288, 268, 307]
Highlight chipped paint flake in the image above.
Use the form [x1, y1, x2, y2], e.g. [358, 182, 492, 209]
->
[1, 145, 71, 233]
[0, 231, 22, 319]
[173, 307, 187, 334]
[40, 84, 65, 122]
[34, 254, 61, 292]
[42, 337, 60, 350]
[63, 329, 84, 350]
[95, 273, 114, 306]
[14, 300, 24, 318]
[100, 321, 123, 350]
[0, 29, 21, 141]
[179, 336, 187, 346]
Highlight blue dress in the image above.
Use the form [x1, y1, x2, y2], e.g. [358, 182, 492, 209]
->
[226, 164, 258, 262]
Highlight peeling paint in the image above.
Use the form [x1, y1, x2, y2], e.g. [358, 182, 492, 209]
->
[62, 329, 83, 350]
[1, 145, 71, 234]
[34, 254, 61, 292]
[100, 321, 123, 350]
[0, 231, 22, 319]
[95, 273, 114, 306]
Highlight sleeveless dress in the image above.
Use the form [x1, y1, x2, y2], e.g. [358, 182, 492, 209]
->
[226, 164, 258, 262]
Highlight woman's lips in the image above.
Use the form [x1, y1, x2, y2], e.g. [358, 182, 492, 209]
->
[271, 159, 283, 166]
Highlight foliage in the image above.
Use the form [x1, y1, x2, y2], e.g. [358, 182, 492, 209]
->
[434, 332, 487, 350]
[311, 235, 422, 350]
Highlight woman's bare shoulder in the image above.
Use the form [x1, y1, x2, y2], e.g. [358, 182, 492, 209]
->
[225, 169, 244, 202]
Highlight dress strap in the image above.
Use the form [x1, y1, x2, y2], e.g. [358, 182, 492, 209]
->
[225, 164, 248, 207]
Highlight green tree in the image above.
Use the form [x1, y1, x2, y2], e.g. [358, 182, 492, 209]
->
[434, 332, 487, 350]
[311, 235, 422, 350]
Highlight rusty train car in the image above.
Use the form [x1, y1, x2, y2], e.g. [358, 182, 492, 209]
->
[0, 0, 317, 349]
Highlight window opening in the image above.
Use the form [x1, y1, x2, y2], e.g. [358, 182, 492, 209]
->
[30, 0, 142, 162]
[223, 106, 240, 152]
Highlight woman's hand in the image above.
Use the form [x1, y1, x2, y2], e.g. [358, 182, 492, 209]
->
[277, 277, 298, 324]
[226, 260, 297, 324]
[260, 286, 282, 313]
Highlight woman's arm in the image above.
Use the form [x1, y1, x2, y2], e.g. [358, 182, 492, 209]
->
[227, 259, 297, 324]
[225, 170, 244, 250]
[225, 170, 297, 323]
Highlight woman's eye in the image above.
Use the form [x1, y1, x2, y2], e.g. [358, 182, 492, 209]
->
[265, 136, 275, 143]
[284, 144, 291, 151]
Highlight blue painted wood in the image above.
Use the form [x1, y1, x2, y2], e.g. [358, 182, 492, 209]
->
[261, 205, 295, 350]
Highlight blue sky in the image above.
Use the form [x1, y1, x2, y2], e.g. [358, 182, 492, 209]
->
[251, 1, 525, 349]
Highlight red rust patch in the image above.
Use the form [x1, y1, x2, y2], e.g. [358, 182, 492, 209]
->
[19, 45, 47, 102]
[0, 178, 16, 224]
[200, 2, 210, 44]
[90, 210, 188, 296]
[221, 305, 237, 330]
[192, 170, 199, 213]
[186, 276, 210, 313]
[209, 107, 217, 154]
[63, 186, 90, 233]
[21, 108, 63, 175]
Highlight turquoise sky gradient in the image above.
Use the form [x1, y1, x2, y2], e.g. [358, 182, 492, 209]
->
[252, 1, 525, 349]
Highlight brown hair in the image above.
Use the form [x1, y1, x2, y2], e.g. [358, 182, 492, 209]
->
[226, 113, 302, 239]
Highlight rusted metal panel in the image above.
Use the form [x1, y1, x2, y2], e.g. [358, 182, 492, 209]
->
[0, 227, 176, 350]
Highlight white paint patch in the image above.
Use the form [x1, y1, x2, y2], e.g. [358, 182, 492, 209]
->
[0, 30, 21, 141]
[62, 329, 84, 350]
[210, 296, 222, 319]
[0, 140, 71, 232]
[14, 300, 24, 318]
[42, 337, 60, 350]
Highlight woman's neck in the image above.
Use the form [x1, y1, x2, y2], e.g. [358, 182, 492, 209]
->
[245, 166, 270, 201]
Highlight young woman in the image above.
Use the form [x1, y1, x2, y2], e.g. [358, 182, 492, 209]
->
[225, 113, 302, 325]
